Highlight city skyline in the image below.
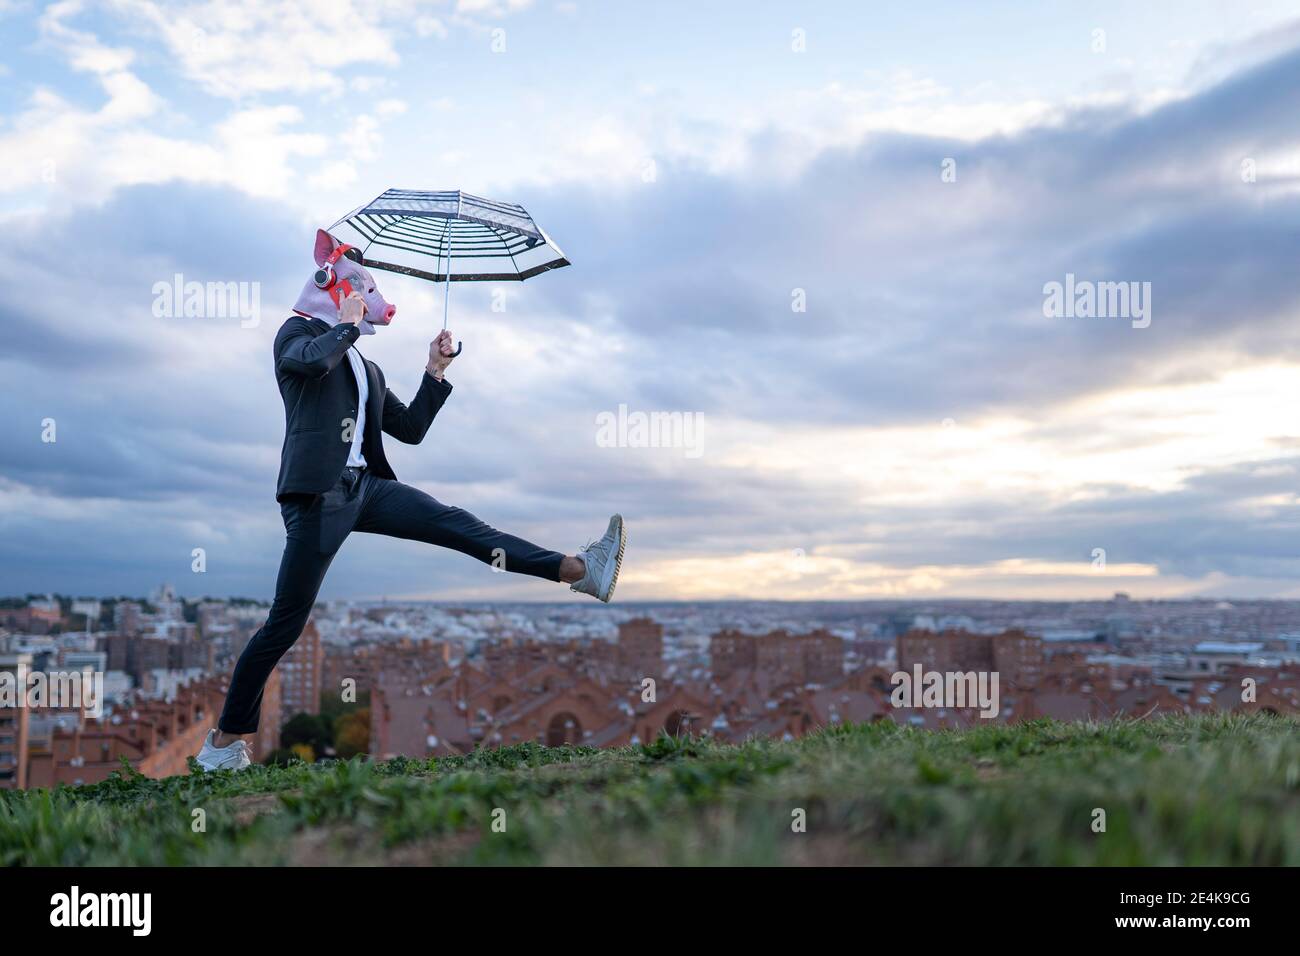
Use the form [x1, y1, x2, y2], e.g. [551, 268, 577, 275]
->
[6, 586, 1298, 792]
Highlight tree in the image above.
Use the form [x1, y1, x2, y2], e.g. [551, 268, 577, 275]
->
[333, 708, 370, 759]
[281, 713, 332, 758]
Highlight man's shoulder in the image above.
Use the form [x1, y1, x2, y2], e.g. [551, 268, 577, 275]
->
[279, 313, 325, 332]
[274, 314, 324, 343]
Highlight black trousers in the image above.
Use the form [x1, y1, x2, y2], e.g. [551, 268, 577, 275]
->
[219, 468, 565, 733]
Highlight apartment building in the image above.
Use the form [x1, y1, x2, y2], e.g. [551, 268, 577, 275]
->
[278, 617, 323, 720]
[0, 653, 32, 789]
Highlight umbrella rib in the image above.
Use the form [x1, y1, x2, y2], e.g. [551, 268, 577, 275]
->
[373, 216, 535, 256]
[364, 230, 524, 259]
[383, 214, 499, 241]
[486, 225, 525, 279]
[390, 220, 509, 247]
[340, 188, 392, 258]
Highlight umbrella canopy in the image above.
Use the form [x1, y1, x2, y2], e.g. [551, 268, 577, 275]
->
[327, 187, 570, 357]
[328, 188, 570, 283]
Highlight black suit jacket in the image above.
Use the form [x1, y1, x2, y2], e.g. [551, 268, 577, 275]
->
[272, 315, 452, 500]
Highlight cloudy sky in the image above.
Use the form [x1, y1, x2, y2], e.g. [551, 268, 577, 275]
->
[4, 0, 1300, 602]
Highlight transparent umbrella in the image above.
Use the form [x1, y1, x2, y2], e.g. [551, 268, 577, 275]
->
[329, 188, 571, 355]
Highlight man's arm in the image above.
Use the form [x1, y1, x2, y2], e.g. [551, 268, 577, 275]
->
[381, 329, 458, 445]
[275, 313, 361, 379]
[382, 373, 453, 444]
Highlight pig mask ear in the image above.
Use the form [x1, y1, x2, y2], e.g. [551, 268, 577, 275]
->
[314, 228, 340, 267]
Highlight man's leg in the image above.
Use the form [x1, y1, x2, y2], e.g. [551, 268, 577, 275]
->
[217, 497, 337, 739]
[355, 477, 568, 581]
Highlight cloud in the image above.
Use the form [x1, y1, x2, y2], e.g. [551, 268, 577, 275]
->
[528, 42, 1300, 433]
[9, 21, 1300, 599]
[101, 0, 536, 99]
[108, 0, 402, 99]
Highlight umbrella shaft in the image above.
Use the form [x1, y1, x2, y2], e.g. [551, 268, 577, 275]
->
[441, 228, 452, 331]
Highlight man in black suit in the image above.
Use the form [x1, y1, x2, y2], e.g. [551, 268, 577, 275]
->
[197, 291, 625, 770]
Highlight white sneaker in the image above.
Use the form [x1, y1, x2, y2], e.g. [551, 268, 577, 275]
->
[195, 729, 253, 772]
[570, 514, 627, 603]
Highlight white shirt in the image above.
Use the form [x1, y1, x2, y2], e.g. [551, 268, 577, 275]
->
[344, 347, 369, 468]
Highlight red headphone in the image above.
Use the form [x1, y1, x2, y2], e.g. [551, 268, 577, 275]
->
[313, 243, 358, 308]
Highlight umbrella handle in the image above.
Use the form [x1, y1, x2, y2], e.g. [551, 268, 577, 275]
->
[450, 341, 463, 357]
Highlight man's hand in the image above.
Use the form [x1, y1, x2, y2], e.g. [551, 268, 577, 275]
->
[339, 291, 366, 326]
[427, 330, 456, 381]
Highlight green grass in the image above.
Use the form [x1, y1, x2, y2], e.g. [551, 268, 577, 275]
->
[2, 713, 1297, 865]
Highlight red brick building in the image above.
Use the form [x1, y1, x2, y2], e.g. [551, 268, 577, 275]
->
[25, 677, 227, 787]
[616, 617, 664, 680]
[711, 627, 845, 684]
[897, 628, 1044, 689]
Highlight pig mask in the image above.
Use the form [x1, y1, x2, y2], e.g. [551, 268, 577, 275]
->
[292, 228, 397, 335]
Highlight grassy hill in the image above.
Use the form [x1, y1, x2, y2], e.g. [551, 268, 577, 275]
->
[2, 713, 1297, 866]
